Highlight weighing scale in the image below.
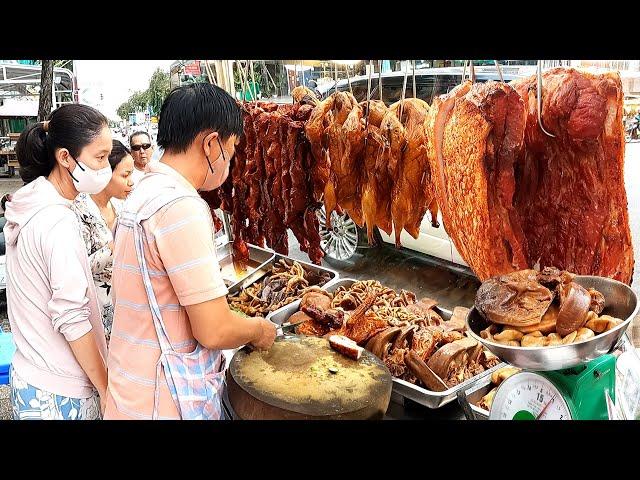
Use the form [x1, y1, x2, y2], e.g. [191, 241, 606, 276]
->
[489, 342, 640, 420]
[489, 355, 615, 420]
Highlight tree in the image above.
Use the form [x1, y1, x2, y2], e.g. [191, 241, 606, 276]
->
[37, 60, 54, 121]
[116, 90, 148, 121]
[116, 100, 132, 120]
[116, 68, 170, 121]
[53, 60, 73, 71]
[146, 68, 170, 116]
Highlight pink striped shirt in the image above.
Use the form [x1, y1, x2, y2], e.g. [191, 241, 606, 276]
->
[104, 162, 228, 420]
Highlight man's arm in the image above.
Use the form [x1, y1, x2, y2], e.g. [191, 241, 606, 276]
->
[186, 296, 274, 350]
[155, 198, 276, 351]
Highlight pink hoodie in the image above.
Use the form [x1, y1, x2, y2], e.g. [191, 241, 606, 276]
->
[4, 176, 107, 398]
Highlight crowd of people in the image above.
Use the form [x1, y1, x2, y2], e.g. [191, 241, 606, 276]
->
[2, 83, 278, 420]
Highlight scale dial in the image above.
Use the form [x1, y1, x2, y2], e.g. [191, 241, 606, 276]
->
[489, 372, 573, 420]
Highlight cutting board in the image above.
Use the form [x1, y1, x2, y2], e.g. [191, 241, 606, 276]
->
[226, 335, 392, 420]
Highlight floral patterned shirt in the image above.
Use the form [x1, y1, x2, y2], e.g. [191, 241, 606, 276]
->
[72, 193, 121, 344]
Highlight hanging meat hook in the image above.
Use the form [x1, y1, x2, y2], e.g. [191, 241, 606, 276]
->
[537, 60, 556, 138]
[494, 60, 504, 82]
[250, 60, 258, 101]
[399, 60, 409, 121]
[364, 60, 373, 149]
[378, 60, 383, 101]
[412, 60, 416, 98]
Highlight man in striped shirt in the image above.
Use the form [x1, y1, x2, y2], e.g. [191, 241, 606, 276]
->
[104, 84, 277, 420]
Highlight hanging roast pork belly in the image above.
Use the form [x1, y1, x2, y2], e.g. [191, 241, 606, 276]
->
[511, 68, 633, 284]
[427, 68, 634, 284]
[426, 80, 529, 281]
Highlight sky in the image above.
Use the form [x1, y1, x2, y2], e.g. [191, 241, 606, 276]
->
[74, 60, 175, 120]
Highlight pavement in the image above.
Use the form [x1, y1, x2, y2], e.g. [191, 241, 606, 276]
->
[0, 384, 9, 420]
[1, 142, 639, 420]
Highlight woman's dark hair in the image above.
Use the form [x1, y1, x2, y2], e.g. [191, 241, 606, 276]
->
[157, 83, 242, 154]
[15, 104, 108, 184]
[1, 193, 11, 212]
[109, 140, 131, 170]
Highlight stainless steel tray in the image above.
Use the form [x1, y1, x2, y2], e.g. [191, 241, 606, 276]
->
[248, 256, 339, 323]
[216, 241, 275, 294]
[267, 277, 351, 326]
[226, 251, 339, 313]
[271, 277, 507, 409]
[457, 375, 493, 420]
[466, 275, 639, 371]
[272, 253, 340, 291]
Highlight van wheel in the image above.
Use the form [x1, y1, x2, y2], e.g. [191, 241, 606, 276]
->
[317, 206, 359, 260]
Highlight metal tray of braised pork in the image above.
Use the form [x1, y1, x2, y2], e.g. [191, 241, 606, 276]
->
[271, 278, 507, 409]
[270, 253, 340, 290]
[222, 245, 339, 302]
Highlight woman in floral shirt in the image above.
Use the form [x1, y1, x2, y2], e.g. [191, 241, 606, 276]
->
[73, 140, 134, 344]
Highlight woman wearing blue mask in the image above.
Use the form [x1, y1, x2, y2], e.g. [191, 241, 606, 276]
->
[4, 104, 111, 419]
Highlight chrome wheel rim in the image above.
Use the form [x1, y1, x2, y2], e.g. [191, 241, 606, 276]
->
[317, 207, 358, 260]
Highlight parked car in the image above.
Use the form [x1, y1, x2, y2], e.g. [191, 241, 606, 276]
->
[316, 65, 532, 266]
[318, 65, 530, 105]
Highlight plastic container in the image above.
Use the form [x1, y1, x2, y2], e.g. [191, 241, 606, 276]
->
[0, 332, 16, 385]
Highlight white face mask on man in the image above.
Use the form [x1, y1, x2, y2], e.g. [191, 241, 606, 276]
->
[199, 137, 230, 192]
[68, 156, 112, 194]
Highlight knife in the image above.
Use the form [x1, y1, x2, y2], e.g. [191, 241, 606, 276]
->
[241, 325, 285, 354]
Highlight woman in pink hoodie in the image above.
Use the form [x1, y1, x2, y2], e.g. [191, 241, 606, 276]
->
[4, 104, 112, 420]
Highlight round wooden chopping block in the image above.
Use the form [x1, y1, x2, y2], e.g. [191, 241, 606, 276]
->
[226, 335, 392, 420]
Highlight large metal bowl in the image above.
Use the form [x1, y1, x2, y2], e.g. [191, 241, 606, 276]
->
[466, 275, 639, 371]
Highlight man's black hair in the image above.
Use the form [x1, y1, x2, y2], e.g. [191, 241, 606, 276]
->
[129, 130, 150, 145]
[157, 83, 243, 154]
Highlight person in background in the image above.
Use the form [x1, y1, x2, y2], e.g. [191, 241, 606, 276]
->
[72, 140, 134, 344]
[307, 79, 321, 99]
[4, 104, 111, 420]
[105, 83, 277, 420]
[129, 131, 154, 186]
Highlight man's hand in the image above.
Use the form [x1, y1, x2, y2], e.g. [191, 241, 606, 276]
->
[250, 317, 277, 351]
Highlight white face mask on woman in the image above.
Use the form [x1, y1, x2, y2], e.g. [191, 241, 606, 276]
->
[68, 156, 112, 194]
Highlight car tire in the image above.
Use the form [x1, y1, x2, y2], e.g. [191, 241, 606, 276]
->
[317, 206, 359, 261]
